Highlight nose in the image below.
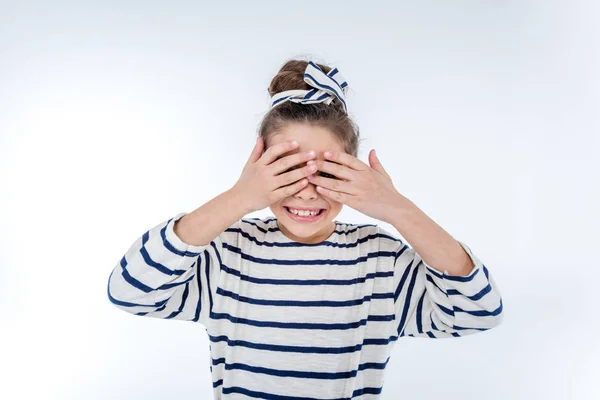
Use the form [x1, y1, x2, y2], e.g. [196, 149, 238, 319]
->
[294, 179, 318, 200]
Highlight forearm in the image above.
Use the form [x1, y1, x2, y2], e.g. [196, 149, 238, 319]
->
[389, 195, 474, 277]
[175, 188, 250, 247]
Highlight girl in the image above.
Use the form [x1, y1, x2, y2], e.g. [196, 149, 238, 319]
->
[108, 59, 503, 399]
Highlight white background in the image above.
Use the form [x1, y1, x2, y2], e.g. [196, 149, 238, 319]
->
[1, 1, 598, 399]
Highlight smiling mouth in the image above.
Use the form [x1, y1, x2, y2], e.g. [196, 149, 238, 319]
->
[284, 206, 325, 214]
[283, 207, 326, 220]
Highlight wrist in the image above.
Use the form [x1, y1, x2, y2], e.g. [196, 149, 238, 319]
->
[225, 187, 254, 216]
[387, 194, 419, 227]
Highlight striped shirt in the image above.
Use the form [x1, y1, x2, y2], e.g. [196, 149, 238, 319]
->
[108, 212, 504, 399]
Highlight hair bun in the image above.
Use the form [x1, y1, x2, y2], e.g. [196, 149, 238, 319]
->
[268, 59, 332, 97]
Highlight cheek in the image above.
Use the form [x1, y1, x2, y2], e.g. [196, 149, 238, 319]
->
[325, 199, 343, 210]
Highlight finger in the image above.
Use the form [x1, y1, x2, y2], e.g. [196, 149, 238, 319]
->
[308, 174, 358, 195]
[370, 149, 392, 180]
[324, 151, 367, 171]
[258, 139, 299, 165]
[271, 150, 316, 175]
[315, 185, 349, 203]
[246, 137, 264, 165]
[314, 159, 355, 181]
[275, 162, 316, 188]
[273, 177, 309, 200]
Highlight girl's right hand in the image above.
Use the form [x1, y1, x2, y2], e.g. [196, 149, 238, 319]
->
[231, 137, 318, 214]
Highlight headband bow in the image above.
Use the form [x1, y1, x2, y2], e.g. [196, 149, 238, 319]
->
[269, 61, 349, 113]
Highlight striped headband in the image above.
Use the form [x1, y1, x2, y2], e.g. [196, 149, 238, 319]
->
[269, 61, 349, 113]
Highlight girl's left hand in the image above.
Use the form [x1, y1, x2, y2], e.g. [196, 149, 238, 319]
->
[307, 149, 411, 223]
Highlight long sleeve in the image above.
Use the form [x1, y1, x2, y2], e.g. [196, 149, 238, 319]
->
[381, 227, 504, 339]
[107, 212, 235, 327]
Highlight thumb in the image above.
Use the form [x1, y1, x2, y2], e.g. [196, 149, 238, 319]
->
[247, 136, 264, 165]
[369, 149, 391, 179]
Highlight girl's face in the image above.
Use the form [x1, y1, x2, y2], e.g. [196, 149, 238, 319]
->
[267, 123, 345, 244]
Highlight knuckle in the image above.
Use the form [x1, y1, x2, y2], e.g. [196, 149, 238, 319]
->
[280, 157, 291, 169]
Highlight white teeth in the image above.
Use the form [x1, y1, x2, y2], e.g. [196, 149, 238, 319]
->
[288, 208, 320, 216]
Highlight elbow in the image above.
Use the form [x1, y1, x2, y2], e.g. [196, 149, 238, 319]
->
[106, 270, 135, 314]
[482, 296, 504, 331]
[107, 271, 126, 310]
[491, 297, 505, 328]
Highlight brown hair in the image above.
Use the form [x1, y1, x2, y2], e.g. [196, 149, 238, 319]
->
[258, 59, 361, 157]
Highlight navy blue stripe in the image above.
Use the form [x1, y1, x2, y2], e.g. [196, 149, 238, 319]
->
[208, 333, 399, 354]
[140, 231, 188, 276]
[316, 93, 330, 101]
[107, 271, 170, 308]
[221, 264, 393, 286]
[436, 278, 492, 301]
[209, 334, 364, 354]
[304, 73, 347, 110]
[221, 385, 382, 400]
[210, 311, 370, 330]
[232, 226, 383, 249]
[159, 219, 204, 258]
[119, 256, 153, 293]
[452, 325, 489, 331]
[368, 314, 394, 322]
[213, 357, 389, 380]
[216, 287, 392, 308]
[223, 244, 399, 266]
[272, 95, 294, 106]
[397, 261, 420, 336]
[436, 302, 455, 317]
[205, 250, 214, 314]
[416, 290, 426, 334]
[430, 314, 438, 331]
[454, 298, 503, 317]
[165, 282, 190, 319]
[393, 259, 413, 303]
[352, 386, 383, 397]
[448, 282, 492, 300]
[303, 88, 318, 99]
[327, 68, 350, 93]
[393, 243, 411, 263]
[157, 274, 195, 290]
[426, 263, 481, 282]
[193, 261, 202, 322]
[427, 266, 492, 299]
[372, 292, 394, 299]
[242, 218, 376, 236]
[364, 336, 397, 346]
[425, 273, 446, 294]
